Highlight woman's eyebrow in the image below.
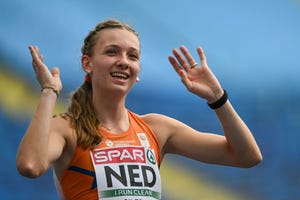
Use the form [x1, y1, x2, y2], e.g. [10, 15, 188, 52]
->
[104, 44, 139, 51]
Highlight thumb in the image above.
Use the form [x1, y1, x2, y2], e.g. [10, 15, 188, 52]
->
[52, 66, 60, 78]
[52, 66, 62, 92]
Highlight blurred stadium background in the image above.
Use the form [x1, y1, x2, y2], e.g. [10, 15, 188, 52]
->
[0, 0, 299, 199]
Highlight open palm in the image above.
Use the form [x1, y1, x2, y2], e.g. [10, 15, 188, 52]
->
[29, 46, 62, 93]
[168, 46, 223, 103]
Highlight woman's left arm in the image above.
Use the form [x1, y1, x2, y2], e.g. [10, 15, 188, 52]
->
[165, 45, 262, 167]
[212, 99, 262, 167]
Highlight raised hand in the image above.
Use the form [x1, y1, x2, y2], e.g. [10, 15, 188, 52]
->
[168, 45, 223, 103]
[28, 45, 62, 93]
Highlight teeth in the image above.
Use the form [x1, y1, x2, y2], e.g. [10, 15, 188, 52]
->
[111, 72, 129, 79]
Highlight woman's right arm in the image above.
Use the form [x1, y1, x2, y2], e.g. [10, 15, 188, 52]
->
[16, 90, 65, 178]
[16, 46, 64, 178]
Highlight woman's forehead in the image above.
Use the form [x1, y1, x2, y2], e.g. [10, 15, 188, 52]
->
[96, 29, 140, 50]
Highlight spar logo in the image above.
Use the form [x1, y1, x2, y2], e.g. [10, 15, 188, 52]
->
[92, 146, 146, 164]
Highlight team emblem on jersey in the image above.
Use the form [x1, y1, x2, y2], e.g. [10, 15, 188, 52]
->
[105, 140, 113, 147]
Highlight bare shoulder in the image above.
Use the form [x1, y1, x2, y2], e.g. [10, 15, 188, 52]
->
[140, 113, 183, 152]
[140, 113, 167, 124]
[141, 113, 179, 129]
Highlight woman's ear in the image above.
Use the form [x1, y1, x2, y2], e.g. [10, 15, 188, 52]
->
[81, 55, 92, 73]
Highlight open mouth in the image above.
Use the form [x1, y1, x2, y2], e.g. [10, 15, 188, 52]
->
[110, 72, 129, 80]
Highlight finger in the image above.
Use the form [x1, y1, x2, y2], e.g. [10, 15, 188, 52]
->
[29, 46, 52, 84]
[30, 46, 39, 61]
[52, 67, 60, 79]
[34, 46, 40, 55]
[29, 46, 39, 70]
[39, 54, 44, 62]
[172, 48, 190, 71]
[168, 56, 182, 74]
[180, 69, 193, 89]
[29, 46, 41, 63]
[180, 46, 197, 67]
[197, 47, 207, 66]
[32, 46, 44, 62]
[34, 46, 44, 62]
[28, 45, 37, 59]
[29, 46, 46, 69]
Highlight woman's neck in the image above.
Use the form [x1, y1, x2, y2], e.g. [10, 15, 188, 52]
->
[93, 92, 129, 133]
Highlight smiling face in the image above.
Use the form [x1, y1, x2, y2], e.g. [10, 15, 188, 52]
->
[82, 28, 140, 95]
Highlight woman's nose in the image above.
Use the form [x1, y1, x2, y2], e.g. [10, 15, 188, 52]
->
[116, 54, 129, 69]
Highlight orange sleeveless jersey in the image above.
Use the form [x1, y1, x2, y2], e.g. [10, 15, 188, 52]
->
[57, 111, 161, 200]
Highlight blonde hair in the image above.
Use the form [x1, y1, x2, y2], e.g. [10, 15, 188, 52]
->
[66, 19, 139, 149]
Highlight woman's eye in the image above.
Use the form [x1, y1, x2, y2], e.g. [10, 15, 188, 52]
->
[105, 50, 117, 55]
[129, 54, 139, 60]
